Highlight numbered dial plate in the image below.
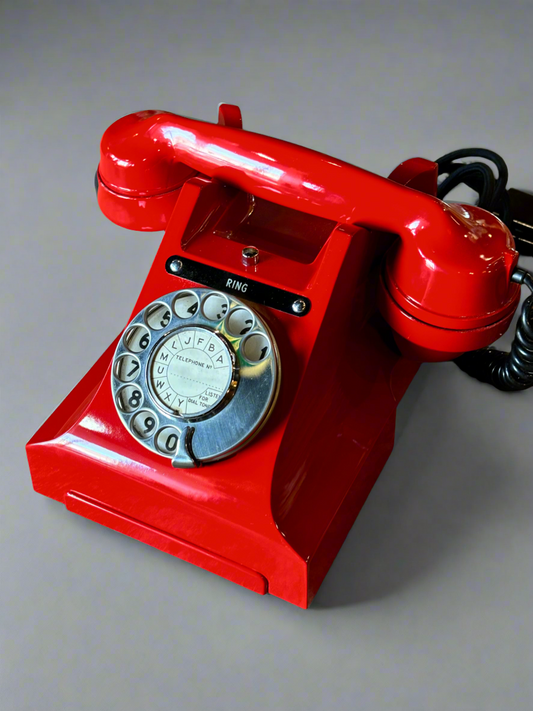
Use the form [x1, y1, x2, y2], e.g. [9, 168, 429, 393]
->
[111, 288, 280, 467]
[150, 327, 233, 417]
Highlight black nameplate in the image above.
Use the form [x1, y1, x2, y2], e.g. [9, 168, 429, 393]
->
[165, 256, 311, 317]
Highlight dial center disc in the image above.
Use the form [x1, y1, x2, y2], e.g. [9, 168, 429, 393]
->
[150, 327, 233, 417]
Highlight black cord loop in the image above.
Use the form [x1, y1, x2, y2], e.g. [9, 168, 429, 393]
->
[436, 147, 511, 227]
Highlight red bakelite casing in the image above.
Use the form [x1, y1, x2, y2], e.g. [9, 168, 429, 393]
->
[27, 106, 519, 607]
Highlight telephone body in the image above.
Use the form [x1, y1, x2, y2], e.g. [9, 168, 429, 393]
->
[26, 105, 520, 607]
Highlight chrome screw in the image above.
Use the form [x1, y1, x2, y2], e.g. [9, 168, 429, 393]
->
[292, 299, 307, 314]
[169, 259, 183, 274]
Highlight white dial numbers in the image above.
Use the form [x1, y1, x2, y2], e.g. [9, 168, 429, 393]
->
[131, 410, 159, 439]
[124, 325, 150, 353]
[173, 291, 199, 319]
[202, 293, 229, 321]
[146, 303, 172, 331]
[226, 307, 255, 337]
[114, 354, 141, 382]
[242, 332, 271, 363]
[155, 427, 180, 455]
[116, 385, 143, 413]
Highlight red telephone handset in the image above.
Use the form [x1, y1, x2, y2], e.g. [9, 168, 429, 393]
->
[97, 104, 520, 362]
[27, 104, 524, 607]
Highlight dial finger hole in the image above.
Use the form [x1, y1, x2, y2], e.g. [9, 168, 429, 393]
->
[145, 302, 172, 331]
[116, 385, 144, 413]
[202, 292, 229, 321]
[131, 410, 159, 439]
[226, 307, 255, 337]
[173, 291, 199, 319]
[124, 324, 151, 353]
[242, 332, 271, 363]
[114, 354, 141, 382]
[155, 426, 180, 455]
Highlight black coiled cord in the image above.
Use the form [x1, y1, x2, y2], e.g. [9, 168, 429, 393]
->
[436, 148, 533, 391]
[454, 269, 533, 391]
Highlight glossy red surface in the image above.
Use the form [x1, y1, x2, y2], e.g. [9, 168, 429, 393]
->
[27, 106, 520, 606]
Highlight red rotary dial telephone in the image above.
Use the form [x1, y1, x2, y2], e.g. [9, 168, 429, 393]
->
[26, 104, 531, 607]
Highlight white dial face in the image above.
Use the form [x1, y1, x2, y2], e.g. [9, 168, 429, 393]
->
[150, 327, 233, 417]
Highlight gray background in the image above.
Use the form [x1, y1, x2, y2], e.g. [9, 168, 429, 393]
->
[2, 1, 533, 709]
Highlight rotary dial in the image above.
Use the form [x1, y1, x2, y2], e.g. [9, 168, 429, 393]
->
[111, 288, 279, 467]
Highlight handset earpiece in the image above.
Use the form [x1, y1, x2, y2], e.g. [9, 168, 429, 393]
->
[96, 110, 198, 230]
[377, 200, 520, 362]
[96, 104, 243, 231]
